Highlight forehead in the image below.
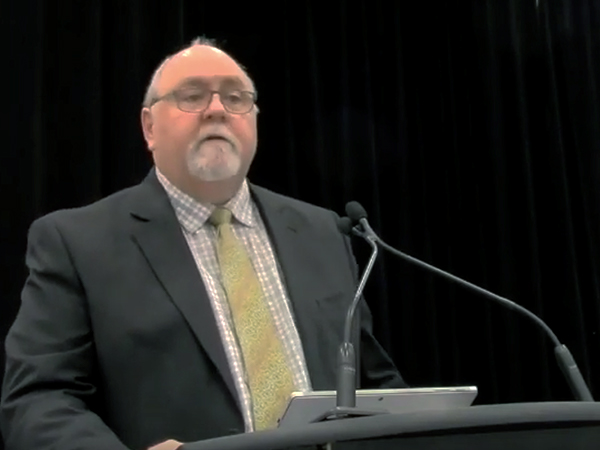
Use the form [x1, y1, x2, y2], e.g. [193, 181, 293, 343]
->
[157, 45, 252, 93]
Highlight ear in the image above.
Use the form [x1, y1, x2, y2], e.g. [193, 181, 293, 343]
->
[141, 107, 155, 151]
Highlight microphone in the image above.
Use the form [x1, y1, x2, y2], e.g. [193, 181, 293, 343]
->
[344, 201, 594, 403]
[337, 216, 355, 236]
[311, 216, 389, 423]
[335, 216, 378, 409]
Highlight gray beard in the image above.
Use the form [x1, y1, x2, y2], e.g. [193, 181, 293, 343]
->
[186, 139, 242, 182]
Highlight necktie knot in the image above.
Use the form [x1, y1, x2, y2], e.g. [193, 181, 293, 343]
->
[209, 207, 233, 227]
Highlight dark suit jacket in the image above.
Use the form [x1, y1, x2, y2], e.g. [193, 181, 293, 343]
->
[1, 170, 405, 450]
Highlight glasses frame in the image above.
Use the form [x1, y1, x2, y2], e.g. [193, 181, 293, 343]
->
[148, 89, 257, 114]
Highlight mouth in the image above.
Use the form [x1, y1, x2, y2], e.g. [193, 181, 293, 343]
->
[201, 134, 230, 143]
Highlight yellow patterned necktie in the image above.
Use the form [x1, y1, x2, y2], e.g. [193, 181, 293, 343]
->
[209, 207, 296, 431]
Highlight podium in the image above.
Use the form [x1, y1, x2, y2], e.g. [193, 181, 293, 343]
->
[180, 402, 600, 450]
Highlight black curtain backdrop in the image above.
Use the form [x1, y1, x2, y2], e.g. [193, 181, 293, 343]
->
[2, 1, 600, 447]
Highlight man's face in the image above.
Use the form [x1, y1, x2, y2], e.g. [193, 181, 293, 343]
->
[141, 45, 258, 189]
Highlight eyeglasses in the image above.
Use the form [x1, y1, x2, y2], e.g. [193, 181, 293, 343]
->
[148, 88, 257, 114]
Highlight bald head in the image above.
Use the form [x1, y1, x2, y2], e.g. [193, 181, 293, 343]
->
[143, 37, 255, 107]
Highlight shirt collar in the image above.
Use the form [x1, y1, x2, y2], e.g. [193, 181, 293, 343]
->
[155, 168, 256, 234]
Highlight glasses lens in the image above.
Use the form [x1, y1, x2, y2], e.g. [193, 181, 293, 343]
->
[177, 89, 208, 112]
[221, 91, 254, 113]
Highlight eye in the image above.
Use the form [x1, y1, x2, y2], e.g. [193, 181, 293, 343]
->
[180, 90, 206, 102]
[225, 92, 243, 103]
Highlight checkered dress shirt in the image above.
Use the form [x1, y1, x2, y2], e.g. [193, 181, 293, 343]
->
[156, 169, 312, 432]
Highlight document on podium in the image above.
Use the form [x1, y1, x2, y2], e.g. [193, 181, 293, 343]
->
[277, 386, 478, 428]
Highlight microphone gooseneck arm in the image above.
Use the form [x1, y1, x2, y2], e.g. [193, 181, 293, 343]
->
[374, 236, 593, 402]
[336, 233, 378, 408]
[344, 201, 594, 403]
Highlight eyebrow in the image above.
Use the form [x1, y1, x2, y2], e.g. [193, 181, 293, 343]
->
[175, 76, 250, 91]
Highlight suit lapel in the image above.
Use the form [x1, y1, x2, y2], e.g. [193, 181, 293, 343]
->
[250, 185, 337, 389]
[127, 171, 239, 407]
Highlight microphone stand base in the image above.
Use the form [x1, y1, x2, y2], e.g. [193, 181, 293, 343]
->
[310, 406, 389, 423]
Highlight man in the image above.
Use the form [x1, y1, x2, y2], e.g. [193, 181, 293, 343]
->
[1, 37, 405, 450]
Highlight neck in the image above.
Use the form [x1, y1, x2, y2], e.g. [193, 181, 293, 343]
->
[154, 164, 246, 206]
[181, 174, 244, 206]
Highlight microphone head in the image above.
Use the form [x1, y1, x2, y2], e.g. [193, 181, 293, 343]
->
[345, 201, 368, 223]
[337, 216, 354, 236]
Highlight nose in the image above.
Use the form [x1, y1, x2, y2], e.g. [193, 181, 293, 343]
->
[203, 92, 227, 117]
